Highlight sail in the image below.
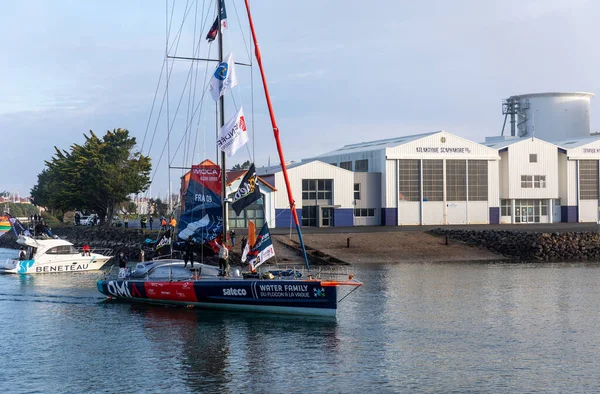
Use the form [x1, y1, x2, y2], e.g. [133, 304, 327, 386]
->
[178, 161, 223, 244]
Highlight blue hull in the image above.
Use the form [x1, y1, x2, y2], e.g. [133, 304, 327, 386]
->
[97, 279, 338, 316]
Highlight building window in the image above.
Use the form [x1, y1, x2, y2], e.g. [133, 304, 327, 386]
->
[354, 183, 360, 200]
[398, 159, 420, 201]
[579, 160, 599, 200]
[423, 160, 443, 201]
[354, 208, 375, 217]
[354, 159, 368, 172]
[302, 206, 318, 226]
[521, 175, 546, 188]
[468, 160, 488, 201]
[228, 193, 265, 228]
[529, 154, 537, 163]
[340, 161, 352, 171]
[302, 179, 332, 202]
[446, 160, 466, 201]
[534, 175, 546, 188]
[500, 199, 511, 216]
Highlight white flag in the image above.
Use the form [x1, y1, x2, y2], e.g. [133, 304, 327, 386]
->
[217, 107, 249, 157]
[210, 52, 237, 101]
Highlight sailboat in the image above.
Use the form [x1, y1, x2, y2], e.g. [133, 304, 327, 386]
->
[97, 0, 361, 316]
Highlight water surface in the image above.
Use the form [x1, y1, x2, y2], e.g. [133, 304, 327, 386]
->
[1, 248, 599, 393]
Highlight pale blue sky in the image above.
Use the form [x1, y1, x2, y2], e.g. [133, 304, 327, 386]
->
[2, 0, 600, 198]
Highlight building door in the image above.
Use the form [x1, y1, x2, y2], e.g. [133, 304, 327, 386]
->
[302, 206, 318, 227]
[321, 208, 334, 227]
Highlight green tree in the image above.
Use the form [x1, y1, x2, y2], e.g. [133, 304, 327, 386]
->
[231, 160, 251, 170]
[30, 128, 151, 225]
[149, 198, 168, 217]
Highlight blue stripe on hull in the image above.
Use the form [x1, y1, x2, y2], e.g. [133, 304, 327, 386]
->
[97, 279, 338, 317]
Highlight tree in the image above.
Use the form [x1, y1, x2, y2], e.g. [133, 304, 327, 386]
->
[30, 128, 151, 225]
[149, 198, 168, 217]
[231, 160, 251, 170]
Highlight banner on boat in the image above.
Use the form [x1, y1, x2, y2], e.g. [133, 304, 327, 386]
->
[231, 163, 261, 216]
[178, 161, 223, 244]
[210, 52, 237, 101]
[205, 1, 227, 42]
[243, 222, 275, 271]
[217, 107, 248, 157]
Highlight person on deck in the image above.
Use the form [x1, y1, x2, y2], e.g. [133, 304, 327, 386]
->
[19, 248, 26, 261]
[240, 236, 247, 254]
[169, 217, 177, 230]
[229, 229, 236, 247]
[35, 221, 44, 238]
[184, 236, 195, 268]
[161, 218, 167, 231]
[82, 244, 91, 256]
[217, 241, 230, 277]
[118, 251, 129, 279]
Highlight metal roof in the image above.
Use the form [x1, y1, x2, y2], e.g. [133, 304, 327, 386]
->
[309, 131, 442, 158]
[549, 135, 600, 149]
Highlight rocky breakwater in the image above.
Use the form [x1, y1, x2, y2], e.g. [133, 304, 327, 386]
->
[428, 228, 600, 261]
[0, 226, 155, 261]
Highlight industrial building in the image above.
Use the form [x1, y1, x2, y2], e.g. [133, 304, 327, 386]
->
[229, 92, 600, 228]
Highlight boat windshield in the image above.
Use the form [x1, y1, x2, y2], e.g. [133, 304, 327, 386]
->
[46, 245, 80, 255]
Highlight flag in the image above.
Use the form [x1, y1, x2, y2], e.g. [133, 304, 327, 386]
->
[217, 107, 248, 157]
[231, 163, 262, 216]
[209, 52, 237, 101]
[246, 223, 275, 271]
[206, 1, 227, 42]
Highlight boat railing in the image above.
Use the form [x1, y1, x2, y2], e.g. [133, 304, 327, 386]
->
[79, 247, 114, 257]
[265, 264, 359, 283]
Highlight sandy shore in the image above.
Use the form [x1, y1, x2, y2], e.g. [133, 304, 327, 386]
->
[273, 231, 506, 264]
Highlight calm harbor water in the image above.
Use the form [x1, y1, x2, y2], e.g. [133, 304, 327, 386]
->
[2, 247, 600, 393]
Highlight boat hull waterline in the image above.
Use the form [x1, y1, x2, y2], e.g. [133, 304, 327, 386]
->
[1, 256, 110, 274]
[98, 279, 339, 316]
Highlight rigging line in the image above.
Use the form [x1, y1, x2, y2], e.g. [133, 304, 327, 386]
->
[167, 0, 196, 56]
[148, 1, 195, 188]
[186, 0, 212, 168]
[171, 41, 214, 163]
[140, 60, 166, 153]
[182, 0, 198, 173]
[231, 0, 252, 61]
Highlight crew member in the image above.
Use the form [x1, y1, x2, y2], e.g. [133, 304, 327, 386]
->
[217, 241, 229, 277]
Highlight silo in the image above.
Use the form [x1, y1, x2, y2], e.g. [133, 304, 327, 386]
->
[503, 92, 594, 140]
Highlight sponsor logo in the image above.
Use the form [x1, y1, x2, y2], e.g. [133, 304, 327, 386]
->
[107, 281, 132, 298]
[193, 168, 219, 175]
[314, 287, 326, 297]
[194, 194, 213, 203]
[223, 288, 247, 296]
[35, 264, 90, 273]
[214, 61, 229, 80]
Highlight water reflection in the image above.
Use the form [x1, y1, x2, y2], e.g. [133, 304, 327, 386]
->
[123, 303, 339, 392]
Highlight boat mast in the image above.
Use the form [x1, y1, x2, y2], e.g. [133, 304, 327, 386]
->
[243, 0, 310, 270]
[218, 0, 228, 245]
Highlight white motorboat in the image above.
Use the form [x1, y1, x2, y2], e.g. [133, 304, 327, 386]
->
[0, 235, 113, 274]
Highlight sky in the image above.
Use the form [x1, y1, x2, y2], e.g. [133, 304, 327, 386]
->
[2, 0, 600, 198]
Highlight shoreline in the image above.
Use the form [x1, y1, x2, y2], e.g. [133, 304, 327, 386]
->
[3, 225, 600, 265]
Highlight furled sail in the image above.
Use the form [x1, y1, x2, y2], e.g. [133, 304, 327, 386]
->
[178, 160, 223, 244]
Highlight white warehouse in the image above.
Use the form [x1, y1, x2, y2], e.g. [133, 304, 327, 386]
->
[221, 92, 600, 228]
